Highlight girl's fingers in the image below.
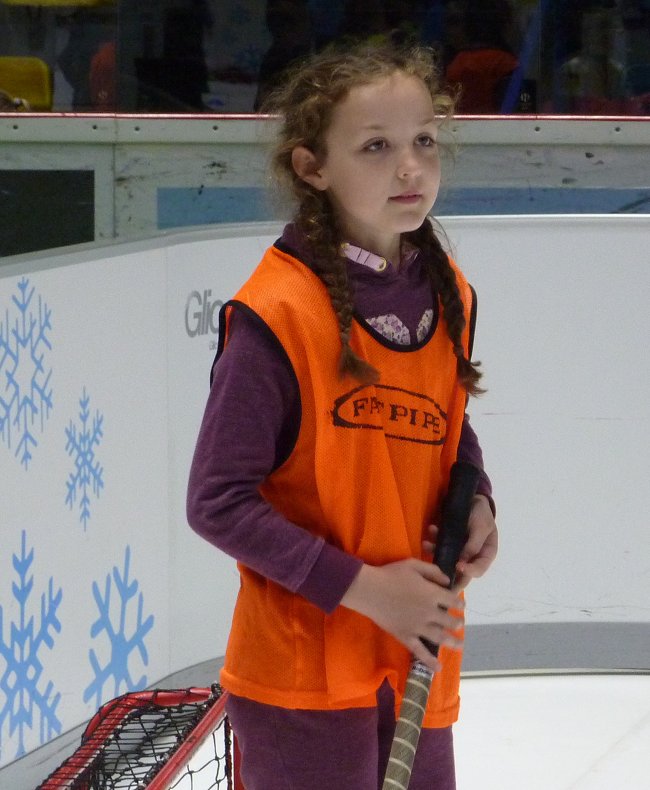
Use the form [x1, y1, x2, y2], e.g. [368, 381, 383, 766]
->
[415, 558, 452, 588]
[458, 530, 499, 579]
[410, 622, 463, 670]
[422, 524, 438, 558]
[410, 639, 442, 672]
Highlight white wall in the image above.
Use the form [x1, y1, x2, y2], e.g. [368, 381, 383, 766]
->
[443, 216, 650, 626]
[0, 215, 648, 767]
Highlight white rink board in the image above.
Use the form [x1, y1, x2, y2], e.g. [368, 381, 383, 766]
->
[0, 215, 648, 770]
[443, 216, 650, 626]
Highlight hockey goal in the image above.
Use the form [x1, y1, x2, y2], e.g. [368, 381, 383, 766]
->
[36, 684, 243, 790]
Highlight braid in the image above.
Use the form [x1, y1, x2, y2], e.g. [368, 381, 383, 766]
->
[297, 194, 379, 384]
[405, 221, 484, 396]
[264, 43, 459, 386]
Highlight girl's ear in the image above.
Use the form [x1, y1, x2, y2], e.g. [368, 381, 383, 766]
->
[291, 146, 328, 191]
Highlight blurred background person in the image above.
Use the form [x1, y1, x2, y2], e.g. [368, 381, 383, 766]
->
[443, 0, 519, 113]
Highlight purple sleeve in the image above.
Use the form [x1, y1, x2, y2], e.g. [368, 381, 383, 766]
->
[186, 309, 362, 614]
[458, 414, 495, 513]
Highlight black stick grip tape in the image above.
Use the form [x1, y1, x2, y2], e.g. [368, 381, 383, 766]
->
[420, 461, 481, 656]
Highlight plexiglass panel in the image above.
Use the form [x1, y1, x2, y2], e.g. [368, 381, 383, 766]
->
[1, 0, 648, 115]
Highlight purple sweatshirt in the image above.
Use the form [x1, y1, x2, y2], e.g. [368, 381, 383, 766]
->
[186, 224, 493, 614]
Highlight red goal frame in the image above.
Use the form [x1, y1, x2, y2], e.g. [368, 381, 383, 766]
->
[37, 686, 243, 789]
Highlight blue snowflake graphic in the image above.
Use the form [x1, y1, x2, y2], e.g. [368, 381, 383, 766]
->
[84, 546, 155, 709]
[0, 531, 62, 761]
[65, 388, 104, 530]
[0, 277, 53, 468]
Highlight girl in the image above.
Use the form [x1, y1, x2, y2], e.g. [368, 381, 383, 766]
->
[187, 44, 498, 790]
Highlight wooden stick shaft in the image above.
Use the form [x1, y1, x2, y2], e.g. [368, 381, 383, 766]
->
[383, 662, 433, 789]
[381, 461, 481, 790]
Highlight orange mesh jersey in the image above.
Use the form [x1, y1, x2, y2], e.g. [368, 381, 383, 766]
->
[219, 244, 473, 727]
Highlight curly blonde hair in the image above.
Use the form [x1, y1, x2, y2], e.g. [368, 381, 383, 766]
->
[264, 44, 482, 395]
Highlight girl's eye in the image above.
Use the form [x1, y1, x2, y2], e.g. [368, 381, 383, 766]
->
[417, 134, 437, 147]
[364, 139, 387, 152]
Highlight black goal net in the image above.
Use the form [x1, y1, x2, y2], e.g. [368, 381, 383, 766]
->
[36, 685, 234, 790]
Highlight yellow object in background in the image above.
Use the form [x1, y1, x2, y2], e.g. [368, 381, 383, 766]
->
[0, 56, 52, 111]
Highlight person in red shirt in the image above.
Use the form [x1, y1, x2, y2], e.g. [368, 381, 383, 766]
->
[89, 41, 116, 111]
[444, 0, 519, 113]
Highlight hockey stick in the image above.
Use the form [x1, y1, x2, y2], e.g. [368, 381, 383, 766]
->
[382, 460, 480, 790]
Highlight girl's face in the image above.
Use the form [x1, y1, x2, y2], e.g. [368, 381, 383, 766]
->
[294, 71, 442, 264]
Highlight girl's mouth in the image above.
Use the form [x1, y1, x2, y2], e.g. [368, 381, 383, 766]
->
[389, 193, 422, 204]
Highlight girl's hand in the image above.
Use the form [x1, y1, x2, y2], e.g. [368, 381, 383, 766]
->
[340, 559, 465, 671]
[424, 494, 498, 591]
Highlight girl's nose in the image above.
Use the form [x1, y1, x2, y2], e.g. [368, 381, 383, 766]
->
[397, 147, 421, 179]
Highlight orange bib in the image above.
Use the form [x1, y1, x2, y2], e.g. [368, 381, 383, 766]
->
[220, 245, 473, 727]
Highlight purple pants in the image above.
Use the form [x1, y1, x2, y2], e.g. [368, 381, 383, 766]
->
[226, 680, 456, 790]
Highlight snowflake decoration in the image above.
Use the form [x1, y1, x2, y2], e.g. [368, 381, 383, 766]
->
[65, 387, 104, 530]
[0, 277, 53, 468]
[84, 546, 155, 709]
[0, 531, 62, 761]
